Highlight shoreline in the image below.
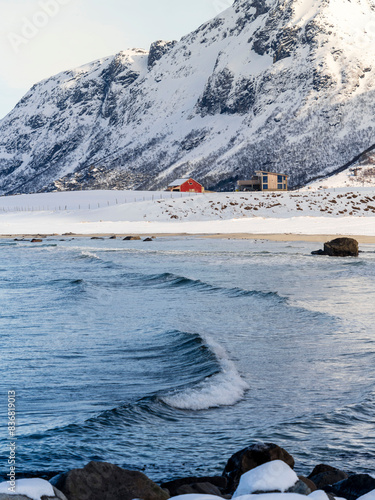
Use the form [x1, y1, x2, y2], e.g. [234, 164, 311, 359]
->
[1, 233, 375, 243]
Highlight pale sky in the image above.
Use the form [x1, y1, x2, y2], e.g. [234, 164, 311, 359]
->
[0, 0, 232, 119]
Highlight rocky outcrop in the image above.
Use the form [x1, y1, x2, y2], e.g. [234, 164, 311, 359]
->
[51, 461, 170, 500]
[148, 40, 177, 69]
[222, 442, 295, 493]
[312, 238, 359, 257]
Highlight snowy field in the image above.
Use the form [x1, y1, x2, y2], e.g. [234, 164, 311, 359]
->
[0, 188, 375, 236]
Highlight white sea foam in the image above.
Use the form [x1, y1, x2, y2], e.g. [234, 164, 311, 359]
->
[161, 333, 249, 410]
[80, 250, 100, 260]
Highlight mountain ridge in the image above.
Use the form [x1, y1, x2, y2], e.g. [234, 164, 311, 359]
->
[1, 0, 375, 194]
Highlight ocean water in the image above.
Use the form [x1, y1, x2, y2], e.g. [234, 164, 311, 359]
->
[0, 237, 374, 481]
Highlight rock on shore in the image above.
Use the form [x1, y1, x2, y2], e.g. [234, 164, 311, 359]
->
[1, 442, 374, 500]
[50, 461, 169, 500]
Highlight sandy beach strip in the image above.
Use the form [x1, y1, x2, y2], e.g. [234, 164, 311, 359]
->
[1, 233, 375, 243]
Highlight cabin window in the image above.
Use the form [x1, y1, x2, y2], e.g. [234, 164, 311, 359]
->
[263, 176, 268, 183]
[263, 184, 268, 190]
[189, 182, 193, 185]
[278, 175, 283, 183]
[277, 184, 283, 190]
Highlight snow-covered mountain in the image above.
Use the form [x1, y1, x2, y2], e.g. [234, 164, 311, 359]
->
[1, 0, 375, 195]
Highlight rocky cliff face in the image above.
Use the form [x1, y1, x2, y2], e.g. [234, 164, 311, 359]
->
[0, 0, 375, 194]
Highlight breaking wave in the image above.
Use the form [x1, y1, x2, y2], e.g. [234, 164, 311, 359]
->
[160, 332, 249, 410]
[79, 250, 101, 260]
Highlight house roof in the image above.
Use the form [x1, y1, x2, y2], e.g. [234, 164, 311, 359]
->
[168, 178, 192, 187]
[255, 170, 288, 177]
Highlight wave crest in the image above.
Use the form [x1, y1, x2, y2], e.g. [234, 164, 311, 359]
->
[160, 333, 249, 410]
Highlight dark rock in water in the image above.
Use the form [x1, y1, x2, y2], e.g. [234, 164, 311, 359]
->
[31, 238, 43, 243]
[109, 235, 117, 239]
[308, 464, 348, 489]
[161, 476, 227, 497]
[311, 249, 326, 255]
[123, 236, 141, 240]
[311, 237, 359, 257]
[222, 442, 295, 493]
[143, 237, 153, 242]
[324, 237, 359, 257]
[54, 462, 170, 500]
[90, 237, 104, 240]
[325, 474, 375, 500]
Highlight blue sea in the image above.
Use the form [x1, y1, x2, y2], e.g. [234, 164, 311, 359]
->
[0, 237, 374, 481]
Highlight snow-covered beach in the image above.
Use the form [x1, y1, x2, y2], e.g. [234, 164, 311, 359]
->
[0, 188, 375, 240]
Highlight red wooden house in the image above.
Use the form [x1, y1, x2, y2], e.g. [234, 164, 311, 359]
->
[167, 178, 205, 193]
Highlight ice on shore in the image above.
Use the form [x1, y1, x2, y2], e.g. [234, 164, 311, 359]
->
[0, 478, 55, 500]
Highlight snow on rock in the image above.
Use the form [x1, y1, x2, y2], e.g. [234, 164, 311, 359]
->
[308, 491, 331, 500]
[357, 490, 375, 500]
[232, 461, 299, 497]
[1, 0, 375, 194]
[0, 478, 56, 500]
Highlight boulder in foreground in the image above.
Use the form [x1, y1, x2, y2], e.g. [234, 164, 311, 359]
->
[222, 442, 295, 493]
[51, 461, 170, 500]
[308, 464, 348, 489]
